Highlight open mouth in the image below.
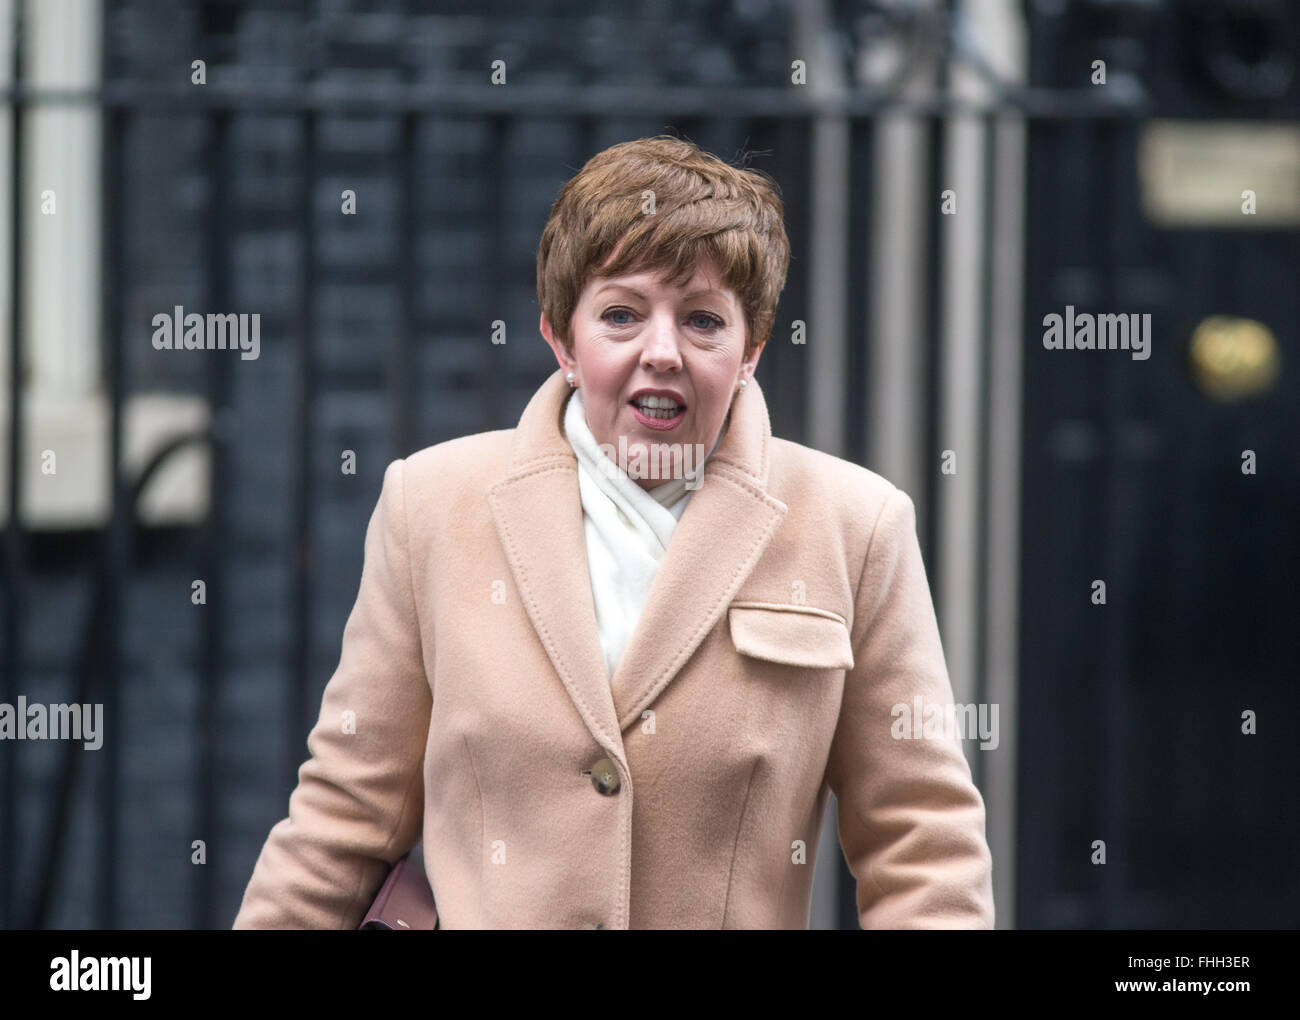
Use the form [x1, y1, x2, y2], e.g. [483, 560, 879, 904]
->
[630, 394, 686, 429]
[631, 395, 684, 418]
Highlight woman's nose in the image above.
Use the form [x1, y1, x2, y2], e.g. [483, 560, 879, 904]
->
[640, 312, 683, 372]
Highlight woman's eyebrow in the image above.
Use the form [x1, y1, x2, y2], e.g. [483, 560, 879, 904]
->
[594, 283, 728, 301]
[592, 283, 645, 299]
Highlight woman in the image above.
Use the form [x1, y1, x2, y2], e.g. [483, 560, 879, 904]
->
[233, 135, 995, 929]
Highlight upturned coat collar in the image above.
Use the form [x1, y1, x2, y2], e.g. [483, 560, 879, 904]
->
[487, 368, 789, 769]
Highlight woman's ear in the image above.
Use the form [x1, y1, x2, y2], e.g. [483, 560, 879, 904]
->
[539, 313, 574, 375]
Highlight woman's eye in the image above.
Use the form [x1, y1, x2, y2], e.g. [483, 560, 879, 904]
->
[602, 309, 721, 331]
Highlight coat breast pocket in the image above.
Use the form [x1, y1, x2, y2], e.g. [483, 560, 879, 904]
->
[727, 602, 855, 672]
[723, 601, 853, 790]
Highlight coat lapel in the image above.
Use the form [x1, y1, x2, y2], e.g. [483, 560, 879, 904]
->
[486, 371, 624, 762]
[487, 368, 788, 764]
[607, 388, 787, 731]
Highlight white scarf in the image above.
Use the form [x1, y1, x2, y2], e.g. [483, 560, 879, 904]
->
[562, 387, 728, 679]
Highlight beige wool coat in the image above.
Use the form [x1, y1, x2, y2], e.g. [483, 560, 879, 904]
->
[232, 367, 995, 929]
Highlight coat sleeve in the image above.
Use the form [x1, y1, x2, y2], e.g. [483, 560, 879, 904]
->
[824, 486, 995, 929]
[232, 458, 432, 929]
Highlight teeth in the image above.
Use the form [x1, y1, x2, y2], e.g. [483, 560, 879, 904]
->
[633, 394, 682, 414]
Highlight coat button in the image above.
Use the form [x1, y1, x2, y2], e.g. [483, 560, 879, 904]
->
[588, 757, 620, 795]
[580, 921, 606, 930]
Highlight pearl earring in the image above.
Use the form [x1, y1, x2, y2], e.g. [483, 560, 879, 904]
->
[566, 371, 577, 389]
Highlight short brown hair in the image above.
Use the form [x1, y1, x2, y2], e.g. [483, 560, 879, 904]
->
[536, 135, 790, 359]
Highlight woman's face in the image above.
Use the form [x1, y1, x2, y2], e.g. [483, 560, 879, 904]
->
[541, 256, 762, 492]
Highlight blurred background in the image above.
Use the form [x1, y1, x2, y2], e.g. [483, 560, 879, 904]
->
[0, 0, 1296, 930]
